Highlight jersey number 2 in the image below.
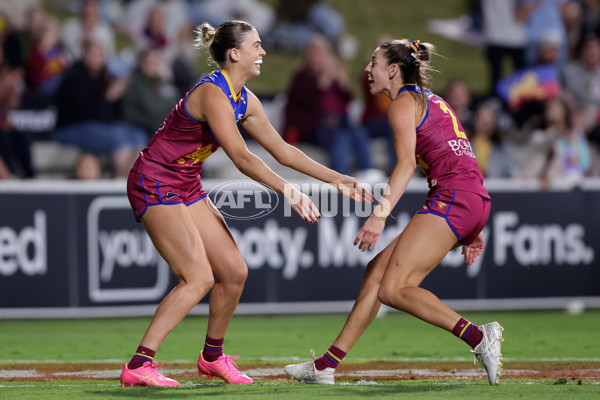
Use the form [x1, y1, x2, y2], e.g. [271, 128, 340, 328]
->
[439, 102, 467, 139]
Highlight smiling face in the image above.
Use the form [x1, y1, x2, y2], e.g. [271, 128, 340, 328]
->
[234, 28, 266, 77]
[364, 47, 393, 96]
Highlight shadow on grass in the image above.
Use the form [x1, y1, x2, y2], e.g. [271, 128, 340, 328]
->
[87, 381, 468, 398]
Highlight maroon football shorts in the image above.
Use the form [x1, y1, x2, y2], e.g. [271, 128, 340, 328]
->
[127, 171, 208, 221]
[416, 188, 491, 245]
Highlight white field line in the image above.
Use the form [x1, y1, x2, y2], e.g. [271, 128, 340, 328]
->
[0, 383, 117, 388]
[5, 367, 600, 381]
[0, 370, 44, 378]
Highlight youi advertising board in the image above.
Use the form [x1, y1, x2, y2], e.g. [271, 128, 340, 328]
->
[85, 196, 171, 304]
[0, 179, 599, 317]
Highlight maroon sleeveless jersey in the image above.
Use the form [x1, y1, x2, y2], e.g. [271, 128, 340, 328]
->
[399, 84, 490, 199]
[130, 70, 249, 188]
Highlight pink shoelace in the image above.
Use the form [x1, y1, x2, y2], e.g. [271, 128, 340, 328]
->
[142, 361, 166, 375]
[220, 355, 243, 374]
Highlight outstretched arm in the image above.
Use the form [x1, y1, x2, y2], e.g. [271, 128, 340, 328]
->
[241, 89, 373, 203]
[354, 95, 417, 251]
[191, 84, 320, 223]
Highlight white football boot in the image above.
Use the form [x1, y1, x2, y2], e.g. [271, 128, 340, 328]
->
[284, 349, 335, 385]
[471, 321, 504, 385]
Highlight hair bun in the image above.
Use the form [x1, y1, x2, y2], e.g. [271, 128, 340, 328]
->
[194, 22, 215, 48]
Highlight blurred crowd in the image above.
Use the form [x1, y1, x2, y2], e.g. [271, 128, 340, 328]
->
[431, 0, 600, 185]
[1, 0, 600, 186]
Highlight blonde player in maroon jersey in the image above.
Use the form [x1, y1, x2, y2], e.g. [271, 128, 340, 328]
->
[120, 20, 372, 387]
[285, 39, 503, 386]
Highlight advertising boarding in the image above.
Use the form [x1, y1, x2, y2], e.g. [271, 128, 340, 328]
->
[0, 181, 598, 315]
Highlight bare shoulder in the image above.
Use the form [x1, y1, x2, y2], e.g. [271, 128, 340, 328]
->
[389, 92, 425, 124]
[187, 83, 229, 120]
[195, 82, 227, 103]
[395, 91, 419, 105]
[389, 92, 416, 117]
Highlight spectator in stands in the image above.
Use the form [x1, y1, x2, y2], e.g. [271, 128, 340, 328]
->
[0, 33, 34, 178]
[1, 11, 25, 71]
[545, 98, 592, 182]
[443, 78, 475, 133]
[283, 35, 326, 144]
[517, 97, 591, 185]
[122, 47, 179, 136]
[481, 0, 527, 97]
[469, 102, 515, 178]
[318, 56, 372, 175]
[54, 40, 147, 178]
[535, 30, 563, 67]
[61, 0, 116, 63]
[188, 0, 276, 36]
[0, 3, 54, 90]
[563, 34, 600, 129]
[284, 35, 372, 174]
[517, 0, 569, 68]
[563, 0, 585, 59]
[118, 1, 196, 96]
[496, 31, 564, 130]
[118, 0, 191, 44]
[579, 0, 600, 41]
[270, 0, 356, 58]
[141, 6, 170, 49]
[0, 0, 39, 32]
[17, 3, 47, 64]
[25, 17, 68, 94]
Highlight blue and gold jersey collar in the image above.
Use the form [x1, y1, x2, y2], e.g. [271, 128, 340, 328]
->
[397, 83, 431, 96]
[220, 70, 246, 105]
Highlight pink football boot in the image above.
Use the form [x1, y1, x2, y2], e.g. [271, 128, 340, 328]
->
[197, 352, 254, 384]
[120, 361, 181, 387]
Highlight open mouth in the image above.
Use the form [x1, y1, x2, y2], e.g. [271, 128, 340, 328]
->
[255, 59, 263, 65]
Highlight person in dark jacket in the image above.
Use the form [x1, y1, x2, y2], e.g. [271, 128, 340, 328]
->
[54, 40, 147, 177]
[122, 47, 179, 136]
[284, 35, 372, 174]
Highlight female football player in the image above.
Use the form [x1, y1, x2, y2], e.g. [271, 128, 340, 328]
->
[285, 39, 503, 386]
[120, 20, 372, 387]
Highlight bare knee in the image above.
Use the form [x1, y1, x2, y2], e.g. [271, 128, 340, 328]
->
[231, 265, 248, 286]
[377, 283, 393, 307]
[216, 265, 248, 288]
[180, 272, 215, 299]
[378, 283, 411, 309]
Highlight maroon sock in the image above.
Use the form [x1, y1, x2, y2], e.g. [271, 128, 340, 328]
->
[127, 345, 155, 370]
[202, 336, 224, 362]
[314, 345, 346, 371]
[452, 317, 483, 349]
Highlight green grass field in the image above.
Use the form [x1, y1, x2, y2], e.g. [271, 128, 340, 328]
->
[1, 310, 599, 399]
[2, 380, 598, 400]
[2, 311, 600, 362]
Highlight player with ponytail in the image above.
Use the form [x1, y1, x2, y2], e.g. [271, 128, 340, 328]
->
[120, 20, 372, 387]
[285, 39, 503, 386]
